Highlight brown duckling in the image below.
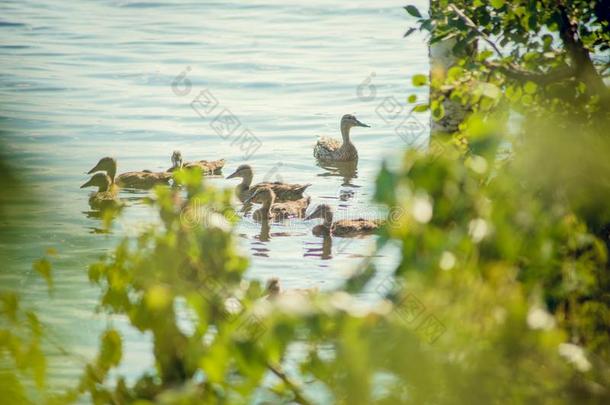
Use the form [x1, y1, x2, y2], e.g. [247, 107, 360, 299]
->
[314, 114, 369, 162]
[88, 157, 172, 190]
[168, 150, 225, 174]
[265, 278, 282, 299]
[305, 203, 383, 237]
[226, 164, 311, 203]
[264, 277, 318, 300]
[80, 173, 123, 210]
[246, 187, 310, 222]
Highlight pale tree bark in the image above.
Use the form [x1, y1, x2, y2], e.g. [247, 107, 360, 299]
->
[428, 0, 472, 135]
[429, 37, 469, 134]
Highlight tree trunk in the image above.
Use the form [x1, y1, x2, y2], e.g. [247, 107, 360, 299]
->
[429, 1, 470, 135]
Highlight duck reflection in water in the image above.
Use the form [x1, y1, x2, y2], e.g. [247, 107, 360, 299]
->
[256, 218, 270, 242]
[80, 173, 125, 232]
[316, 159, 358, 188]
[303, 233, 333, 260]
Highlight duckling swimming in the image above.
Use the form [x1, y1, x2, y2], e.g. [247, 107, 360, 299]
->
[265, 278, 282, 299]
[314, 114, 369, 162]
[168, 150, 225, 175]
[305, 203, 383, 237]
[264, 277, 318, 300]
[226, 164, 311, 203]
[88, 157, 172, 190]
[246, 187, 310, 221]
[80, 173, 122, 210]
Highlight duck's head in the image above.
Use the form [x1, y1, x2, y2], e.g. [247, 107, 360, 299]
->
[226, 164, 253, 180]
[265, 277, 281, 298]
[341, 114, 370, 129]
[171, 150, 183, 168]
[80, 173, 112, 192]
[305, 203, 333, 221]
[245, 186, 275, 205]
[87, 157, 117, 178]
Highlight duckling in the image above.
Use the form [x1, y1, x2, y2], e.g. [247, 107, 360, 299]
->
[87, 157, 172, 190]
[305, 203, 383, 237]
[80, 173, 123, 210]
[265, 278, 282, 299]
[226, 164, 311, 203]
[264, 278, 318, 301]
[246, 187, 310, 222]
[167, 150, 225, 175]
[314, 114, 369, 162]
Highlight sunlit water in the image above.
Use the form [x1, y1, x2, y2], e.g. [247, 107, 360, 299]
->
[0, 0, 429, 395]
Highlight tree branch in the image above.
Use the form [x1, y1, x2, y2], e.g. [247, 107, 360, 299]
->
[483, 61, 575, 85]
[447, 4, 598, 88]
[266, 362, 313, 405]
[447, 4, 504, 58]
[557, 2, 607, 92]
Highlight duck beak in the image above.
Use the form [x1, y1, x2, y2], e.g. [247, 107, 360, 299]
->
[355, 119, 370, 128]
[226, 169, 239, 179]
[87, 161, 102, 174]
[80, 178, 94, 189]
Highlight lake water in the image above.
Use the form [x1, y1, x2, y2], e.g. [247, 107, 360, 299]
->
[0, 0, 429, 394]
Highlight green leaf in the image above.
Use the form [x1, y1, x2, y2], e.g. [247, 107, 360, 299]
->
[99, 329, 122, 368]
[412, 74, 428, 87]
[404, 5, 422, 18]
[413, 104, 429, 112]
[432, 101, 445, 120]
[1, 292, 19, 322]
[524, 81, 537, 94]
[477, 50, 494, 61]
[374, 161, 396, 205]
[477, 83, 501, 99]
[490, 0, 505, 9]
[408, 94, 417, 103]
[33, 258, 52, 290]
[403, 27, 417, 38]
[0, 372, 27, 403]
[447, 66, 464, 82]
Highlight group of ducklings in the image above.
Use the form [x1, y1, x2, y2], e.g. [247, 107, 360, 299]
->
[80, 151, 225, 209]
[81, 114, 382, 237]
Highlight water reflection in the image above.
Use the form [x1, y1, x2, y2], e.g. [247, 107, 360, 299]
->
[242, 215, 310, 258]
[0, 0, 421, 388]
[316, 160, 359, 187]
[257, 219, 270, 242]
[82, 207, 123, 234]
[303, 234, 333, 260]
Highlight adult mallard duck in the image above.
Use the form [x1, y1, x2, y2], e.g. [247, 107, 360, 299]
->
[226, 164, 311, 203]
[80, 173, 123, 210]
[313, 114, 369, 162]
[245, 187, 310, 222]
[167, 150, 225, 175]
[305, 203, 383, 237]
[87, 157, 172, 190]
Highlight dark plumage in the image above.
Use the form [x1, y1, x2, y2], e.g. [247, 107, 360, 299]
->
[88, 157, 172, 190]
[226, 164, 311, 203]
[305, 203, 383, 237]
